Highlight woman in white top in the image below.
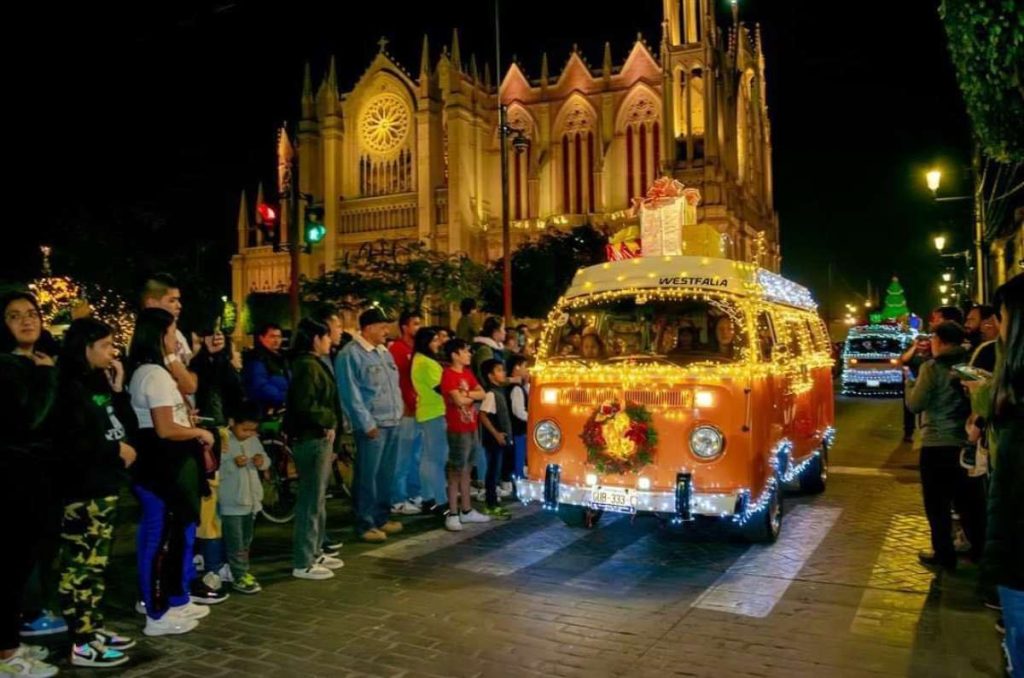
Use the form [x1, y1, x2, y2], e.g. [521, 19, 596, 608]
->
[127, 308, 214, 638]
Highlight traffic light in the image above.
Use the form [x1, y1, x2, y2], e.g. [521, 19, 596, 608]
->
[256, 202, 279, 249]
[304, 204, 326, 246]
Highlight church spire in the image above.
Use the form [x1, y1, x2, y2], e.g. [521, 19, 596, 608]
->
[469, 53, 479, 83]
[419, 34, 430, 78]
[602, 42, 612, 84]
[301, 62, 315, 120]
[451, 28, 462, 73]
[540, 52, 549, 91]
[236, 189, 249, 252]
[318, 55, 340, 115]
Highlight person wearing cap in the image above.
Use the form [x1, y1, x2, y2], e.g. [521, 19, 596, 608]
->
[335, 308, 405, 543]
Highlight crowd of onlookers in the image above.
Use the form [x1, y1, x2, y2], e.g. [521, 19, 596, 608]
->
[1, 277, 535, 676]
[900, 274, 1023, 672]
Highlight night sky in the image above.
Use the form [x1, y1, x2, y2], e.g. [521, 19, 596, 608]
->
[12, 0, 971, 319]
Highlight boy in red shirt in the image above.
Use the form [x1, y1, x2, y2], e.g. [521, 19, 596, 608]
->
[440, 339, 491, 531]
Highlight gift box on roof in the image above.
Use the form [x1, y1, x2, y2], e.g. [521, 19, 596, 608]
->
[631, 176, 716, 257]
[605, 226, 641, 261]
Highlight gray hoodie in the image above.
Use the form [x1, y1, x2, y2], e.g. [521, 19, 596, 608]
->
[906, 346, 971, 448]
[218, 431, 268, 516]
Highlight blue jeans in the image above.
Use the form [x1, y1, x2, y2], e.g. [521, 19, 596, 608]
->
[291, 437, 333, 569]
[472, 428, 488, 481]
[418, 417, 449, 505]
[133, 485, 187, 620]
[1001, 586, 1023, 675]
[353, 426, 400, 534]
[391, 416, 423, 504]
[513, 434, 527, 479]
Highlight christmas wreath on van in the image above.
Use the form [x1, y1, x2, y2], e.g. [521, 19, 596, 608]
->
[580, 400, 657, 474]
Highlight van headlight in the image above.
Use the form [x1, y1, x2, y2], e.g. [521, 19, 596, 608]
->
[690, 425, 725, 459]
[533, 419, 562, 452]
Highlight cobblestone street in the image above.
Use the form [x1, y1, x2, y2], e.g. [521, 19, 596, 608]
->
[46, 397, 1003, 677]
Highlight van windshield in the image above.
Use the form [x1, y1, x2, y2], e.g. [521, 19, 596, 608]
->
[847, 337, 903, 354]
[546, 297, 747, 365]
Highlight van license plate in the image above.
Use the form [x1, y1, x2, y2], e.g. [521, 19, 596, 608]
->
[591, 486, 635, 514]
[867, 380, 880, 387]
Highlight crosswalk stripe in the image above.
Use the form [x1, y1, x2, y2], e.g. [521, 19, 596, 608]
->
[563, 533, 660, 592]
[849, 513, 931, 645]
[361, 505, 541, 561]
[454, 514, 622, 577]
[691, 505, 842, 618]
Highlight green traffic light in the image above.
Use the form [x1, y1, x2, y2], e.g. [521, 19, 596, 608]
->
[306, 223, 326, 244]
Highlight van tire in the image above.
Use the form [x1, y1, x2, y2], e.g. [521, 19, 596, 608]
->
[800, 444, 828, 495]
[558, 505, 603, 529]
[741, 475, 783, 543]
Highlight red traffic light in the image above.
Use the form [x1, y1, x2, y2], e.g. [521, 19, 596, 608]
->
[257, 203, 277, 225]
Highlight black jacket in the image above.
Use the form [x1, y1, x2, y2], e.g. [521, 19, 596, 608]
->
[55, 372, 137, 502]
[0, 354, 57, 471]
[983, 401, 1024, 590]
[285, 353, 340, 442]
[193, 348, 244, 426]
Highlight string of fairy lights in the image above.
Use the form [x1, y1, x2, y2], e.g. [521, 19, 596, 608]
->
[28, 247, 136, 349]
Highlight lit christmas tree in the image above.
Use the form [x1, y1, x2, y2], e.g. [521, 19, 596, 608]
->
[881, 276, 910, 320]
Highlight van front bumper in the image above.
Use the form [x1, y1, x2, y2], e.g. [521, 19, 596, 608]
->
[514, 477, 741, 518]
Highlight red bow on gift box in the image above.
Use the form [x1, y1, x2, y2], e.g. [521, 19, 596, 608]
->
[630, 176, 702, 214]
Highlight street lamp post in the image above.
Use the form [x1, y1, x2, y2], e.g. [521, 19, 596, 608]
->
[494, 0, 530, 327]
[925, 150, 987, 301]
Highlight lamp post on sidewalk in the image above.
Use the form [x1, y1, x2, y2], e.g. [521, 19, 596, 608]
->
[494, 0, 530, 327]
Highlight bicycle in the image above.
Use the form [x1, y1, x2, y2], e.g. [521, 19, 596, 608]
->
[258, 415, 355, 524]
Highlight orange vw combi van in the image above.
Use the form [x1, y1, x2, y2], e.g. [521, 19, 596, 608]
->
[515, 254, 835, 541]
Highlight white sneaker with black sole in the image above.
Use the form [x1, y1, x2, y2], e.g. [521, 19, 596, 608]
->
[444, 514, 463, 532]
[316, 554, 345, 570]
[71, 640, 129, 668]
[143, 615, 197, 637]
[292, 565, 334, 580]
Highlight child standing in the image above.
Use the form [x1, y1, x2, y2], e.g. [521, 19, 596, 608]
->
[479, 359, 513, 519]
[440, 340, 490, 531]
[505, 355, 529, 489]
[217, 402, 269, 594]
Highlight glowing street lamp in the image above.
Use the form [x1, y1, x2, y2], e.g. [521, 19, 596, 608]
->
[933, 235, 947, 252]
[941, 297, 949, 305]
[926, 169, 942, 194]
[939, 284, 948, 294]
[942, 272, 952, 282]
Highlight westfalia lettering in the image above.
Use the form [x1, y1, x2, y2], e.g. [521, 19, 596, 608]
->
[658, 277, 729, 287]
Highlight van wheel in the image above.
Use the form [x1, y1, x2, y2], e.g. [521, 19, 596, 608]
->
[741, 476, 783, 543]
[558, 505, 603, 529]
[800, 444, 828, 494]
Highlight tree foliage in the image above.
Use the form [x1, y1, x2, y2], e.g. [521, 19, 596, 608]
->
[482, 225, 608, 318]
[940, 0, 1024, 162]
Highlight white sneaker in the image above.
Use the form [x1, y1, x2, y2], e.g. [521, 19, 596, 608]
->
[217, 563, 234, 584]
[143, 615, 198, 637]
[498, 482, 513, 498]
[408, 496, 423, 507]
[397, 501, 422, 515]
[444, 514, 464, 532]
[292, 565, 334, 580]
[18, 645, 49, 662]
[460, 509, 491, 524]
[201, 571, 223, 591]
[315, 554, 345, 570]
[1, 651, 58, 677]
[390, 502, 406, 515]
[134, 600, 146, 615]
[169, 602, 210, 620]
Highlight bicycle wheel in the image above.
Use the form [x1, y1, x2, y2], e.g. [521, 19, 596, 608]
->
[260, 438, 298, 523]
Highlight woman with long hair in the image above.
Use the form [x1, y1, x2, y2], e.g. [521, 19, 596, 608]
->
[982, 273, 1023, 672]
[0, 292, 59, 676]
[286, 317, 343, 580]
[54, 318, 138, 667]
[411, 327, 448, 516]
[127, 308, 215, 637]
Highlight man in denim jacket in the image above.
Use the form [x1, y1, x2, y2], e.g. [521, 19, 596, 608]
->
[336, 308, 405, 542]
